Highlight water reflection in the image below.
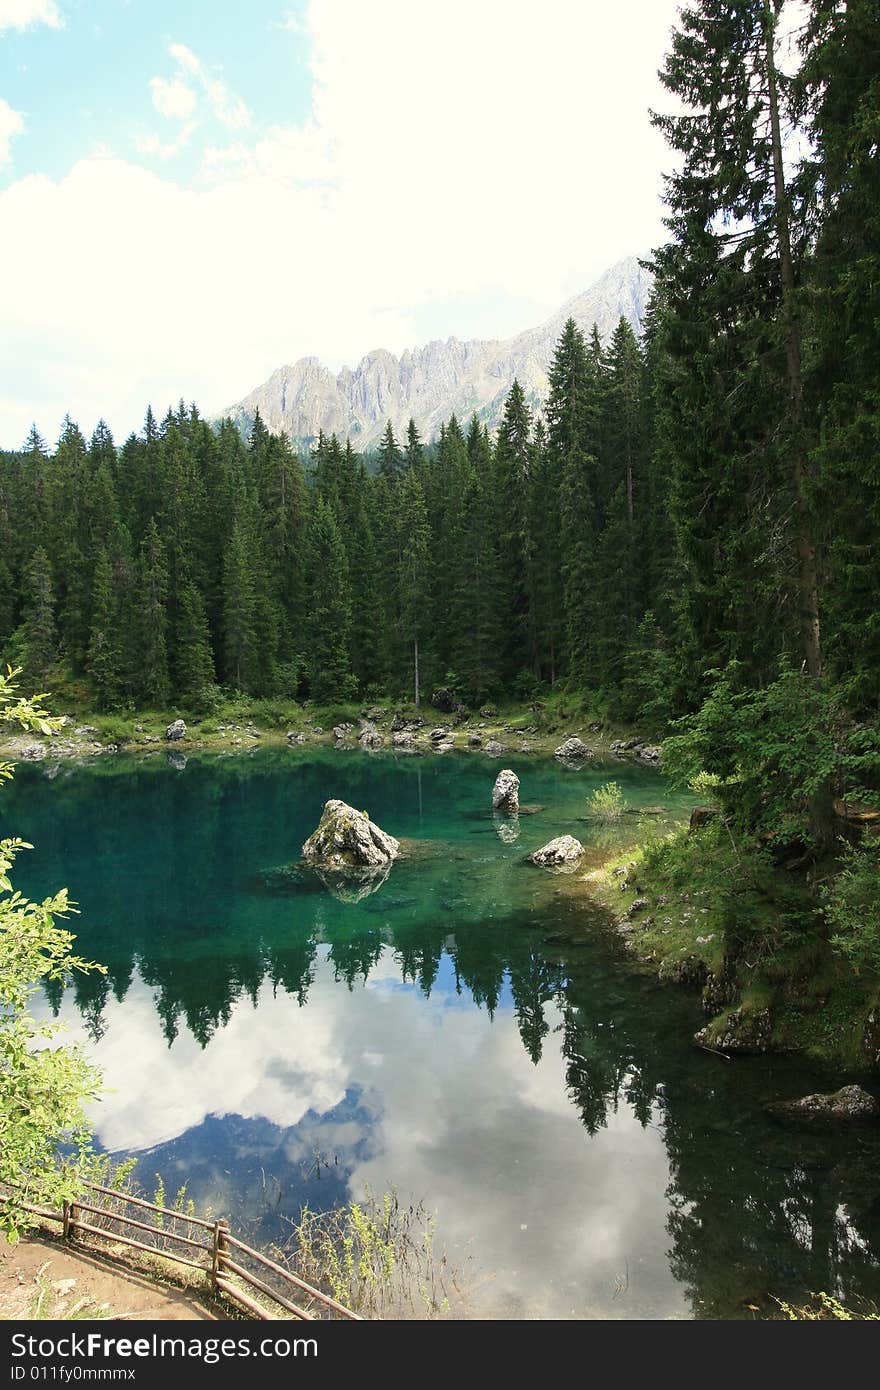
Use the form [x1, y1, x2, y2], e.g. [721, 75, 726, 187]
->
[11, 750, 880, 1318]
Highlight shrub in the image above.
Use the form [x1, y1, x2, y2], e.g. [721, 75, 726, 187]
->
[586, 781, 626, 823]
[825, 838, 880, 976]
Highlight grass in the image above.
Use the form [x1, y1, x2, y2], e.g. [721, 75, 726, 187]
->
[280, 1187, 468, 1319]
[584, 820, 880, 1067]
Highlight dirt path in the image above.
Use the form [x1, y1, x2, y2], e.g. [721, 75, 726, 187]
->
[0, 1232, 219, 1321]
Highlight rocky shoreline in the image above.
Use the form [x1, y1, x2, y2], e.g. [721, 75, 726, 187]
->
[0, 701, 666, 769]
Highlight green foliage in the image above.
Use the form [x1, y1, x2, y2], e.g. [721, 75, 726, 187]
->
[586, 781, 626, 823]
[0, 668, 103, 1242]
[825, 838, 880, 976]
[664, 662, 879, 852]
[776, 1292, 880, 1322]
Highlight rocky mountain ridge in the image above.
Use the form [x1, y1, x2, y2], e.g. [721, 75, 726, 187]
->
[222, 254, 651, 449]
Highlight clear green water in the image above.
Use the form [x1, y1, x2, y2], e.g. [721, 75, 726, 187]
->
[6, 748, 880, 1319]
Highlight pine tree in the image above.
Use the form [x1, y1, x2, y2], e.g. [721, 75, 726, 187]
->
[22, 547, 57, 679]
[221, 518, 257, 691]
[652, 0, 837, 845]
[86, 549, 121, 710]
[174, 580, 215, 708]
[494, 384, 536, 683]
[377, 421, 401, 486]
[135, 519, 170, 706]
[397, 468, 431, 706]
[306, 498, 356, 702]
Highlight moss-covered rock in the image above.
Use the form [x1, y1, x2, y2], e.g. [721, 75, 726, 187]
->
[302, 799, 400, 869]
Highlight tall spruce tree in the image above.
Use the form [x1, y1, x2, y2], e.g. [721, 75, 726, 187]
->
[86, 549, 120, 710]
[397, 468, 431, 706]
[22, 548, 57, 679]
[135, 519, 170, 706]
[306, 498, 356, 702]
[652, 0, 837, 845]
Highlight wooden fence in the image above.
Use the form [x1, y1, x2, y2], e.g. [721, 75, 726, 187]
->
[2, 1180, 361, 1321]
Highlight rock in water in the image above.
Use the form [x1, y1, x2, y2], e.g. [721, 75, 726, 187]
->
[302, 799, 400, 869]
[765, 1084, 880, 1127]
[529, 835, 584, 866]
[492, 768, 520, 814]
[165, 719, 186, 741]
[554, 736, 591, 762]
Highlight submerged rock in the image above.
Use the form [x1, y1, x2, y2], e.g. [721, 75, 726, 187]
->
[554, 737, 592, 762]
[529, 835, 584, 866]
[492, 768, 520, 814]
[302, 799, 400, 869]
[765, 1085, 880, 1128]
[313, 862, 392, 903]
[165, 719, 186, 741]
[493, 815, 520, 844]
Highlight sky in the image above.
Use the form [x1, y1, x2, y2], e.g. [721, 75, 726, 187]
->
[0, 0, 683, 447]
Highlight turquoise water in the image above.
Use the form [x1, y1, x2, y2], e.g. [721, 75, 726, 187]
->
[6, 747, 880, 1318]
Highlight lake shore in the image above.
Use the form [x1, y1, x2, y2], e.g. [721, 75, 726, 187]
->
[0, 695, 659, 767]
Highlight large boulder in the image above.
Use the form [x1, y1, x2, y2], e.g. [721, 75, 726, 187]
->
[358, 720, 383, 749]
[492, 768, 520, 814]
[302, 799, 400, 869]
[765, 1085, 879, 1128]
[431, 687, 456, 713]
[165, 719, 186, 741]
[529, 835, 584, 866]
[554, 737, 592, 762]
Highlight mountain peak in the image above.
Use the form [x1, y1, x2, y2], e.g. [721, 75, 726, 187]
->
[222, 256, 651, 448]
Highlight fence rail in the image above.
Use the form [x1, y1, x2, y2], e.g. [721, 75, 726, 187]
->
[1, 1181, 361, 1321]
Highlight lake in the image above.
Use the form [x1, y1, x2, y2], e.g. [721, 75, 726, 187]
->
[7, 747, 880, 1318]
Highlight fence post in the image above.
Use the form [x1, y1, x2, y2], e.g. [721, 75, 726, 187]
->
[212, 1219, 229, 1289]
[62, 1201, 70, 1241]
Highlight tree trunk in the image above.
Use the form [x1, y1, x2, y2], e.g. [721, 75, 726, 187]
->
[764, 0, 837, 850]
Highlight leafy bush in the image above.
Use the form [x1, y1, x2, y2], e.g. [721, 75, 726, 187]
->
[825, 838, 880, 976]
[664, 661, 880, 851]
[0, 668, 104, 1241]
[586, 781, 626, 822]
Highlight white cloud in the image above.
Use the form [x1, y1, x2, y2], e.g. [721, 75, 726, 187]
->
[37, 956, 687, 1317]
[149, 74, 197, 121]
[148, 42, 252, 135]
[0, 0, 62, 32]
[168, 41, 201, 76]
[0, 96, 24, 164]
[0, 0, 682, 443]
[135, 121, 197, 161]
[205, 77, 251, 130]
